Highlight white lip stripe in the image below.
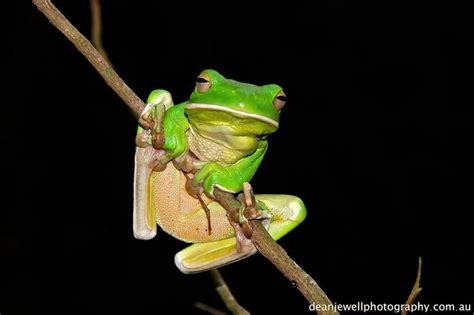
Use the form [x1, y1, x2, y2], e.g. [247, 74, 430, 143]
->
[185, 103, 279, 128]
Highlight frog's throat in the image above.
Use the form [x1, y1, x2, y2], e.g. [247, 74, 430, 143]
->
[185, 103, 279, 128]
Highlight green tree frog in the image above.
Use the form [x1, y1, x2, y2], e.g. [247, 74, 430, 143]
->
[133, 70, 306, 273]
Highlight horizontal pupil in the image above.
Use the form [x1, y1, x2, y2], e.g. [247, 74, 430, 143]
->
[277, 96, 286, 101]
[196, 78, 209, 83]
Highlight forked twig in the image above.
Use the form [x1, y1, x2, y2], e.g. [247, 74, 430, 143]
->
[32, 1, 338, 313]
[210, 269, 250, 315]
[89, 0, 113, 67]
[91, 2, 243, 313]
[32, 0, 147, 125]
[214, 188, 337, 314]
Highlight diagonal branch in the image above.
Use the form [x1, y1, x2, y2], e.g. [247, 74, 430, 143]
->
[32, 0, 147, 126]
[32, 1, 338, 314]
[214, 188, 337, 313]
[86, 3, 247, 313]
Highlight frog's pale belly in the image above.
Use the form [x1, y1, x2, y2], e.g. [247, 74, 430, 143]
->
[151, 122, 260, 243]
[150, 162, 235, 243]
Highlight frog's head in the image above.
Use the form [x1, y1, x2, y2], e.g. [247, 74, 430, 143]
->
[185, 69, 286, 136]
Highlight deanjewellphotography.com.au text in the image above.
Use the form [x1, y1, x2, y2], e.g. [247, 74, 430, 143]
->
[309, 301, 472, 313]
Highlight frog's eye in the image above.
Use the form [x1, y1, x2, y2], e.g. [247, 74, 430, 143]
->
[273, 90, 286, 111]
[195, 72, 212, 93]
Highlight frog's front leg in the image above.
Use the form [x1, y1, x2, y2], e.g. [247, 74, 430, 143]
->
[136, 89, 189, 163]
[174, 192, 307, 273]
[137, 89, 173, 148]
[193, 140, 268, 195]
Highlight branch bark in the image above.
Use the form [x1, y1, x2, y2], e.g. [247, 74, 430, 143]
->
[32, 1, 337, 314]
[210, 269, 250, 315]
[214, 189, 337, 314]
[194, 301, 227, 315]
[32, 0, 146, 125]
[250, 220, 333, 309]
[86, 3, 248, 313]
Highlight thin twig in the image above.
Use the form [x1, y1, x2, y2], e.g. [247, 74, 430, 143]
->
[214, 188, 338, 315]
[210, 269, 250, 315]
[401, 257, 422, 315]
[194, 301, 227, 315]
[89, 0, 113, 67]
[251, 221, 334, 309]
[32, 0, 147, 126]
[32, 1, 337, 314]
[94, 2, 244, 313]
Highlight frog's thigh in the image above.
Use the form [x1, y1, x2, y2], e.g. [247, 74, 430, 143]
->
[174, 237, 257, 274]
[256, 194, 307, 241]
[174, 194, 306, 273]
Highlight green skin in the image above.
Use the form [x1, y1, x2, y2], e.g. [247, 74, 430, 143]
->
[135, 70, 306, 273]
[149, 69, 282, 195]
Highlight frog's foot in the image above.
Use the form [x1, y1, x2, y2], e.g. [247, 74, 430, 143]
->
[174, 237, 257, 274]
[135, 128, 151, 148]
[137, 102, 155, 130]
[173, 151, 199, 174]
[185, 175, 204, 198]
[133, 145, 167, 240]
[236, 183, 272, 239]
[229, 218, 255, 254]
[181, 170, 214, 236]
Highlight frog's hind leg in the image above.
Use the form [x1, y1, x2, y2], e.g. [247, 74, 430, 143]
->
[174, 237, 257, 274]
[133, 146, 166, 240]
[256, 194, 307, 241]
[174, 194, 306, 274]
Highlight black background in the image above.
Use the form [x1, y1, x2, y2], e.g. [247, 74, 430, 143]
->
[2, 1, 473, 314]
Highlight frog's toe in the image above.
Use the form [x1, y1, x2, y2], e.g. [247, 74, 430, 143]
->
[138, 102, 155, 129]
[174, 238, 257, 274]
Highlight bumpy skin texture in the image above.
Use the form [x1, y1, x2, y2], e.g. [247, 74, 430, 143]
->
[193, 140, 267, 193]
[158, 101, 268, 194]
[134, 70, 308, 273]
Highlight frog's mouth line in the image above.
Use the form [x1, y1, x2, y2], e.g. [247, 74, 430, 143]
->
[185, 103, 279, 128]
